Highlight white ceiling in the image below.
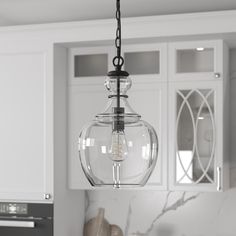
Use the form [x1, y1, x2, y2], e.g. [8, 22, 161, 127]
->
[0, 0, 236, 26]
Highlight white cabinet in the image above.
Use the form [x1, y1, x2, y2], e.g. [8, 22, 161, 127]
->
[0, 41, 53, 201]
[123, 44, 168, 189]
[68, 40, 229, 191]
[68, 44, 168, 190]
[168, 40, 224, 81]
[68, 46, 113, 189]
[0, 41, 85, 235]
[68, 83, 107, 189]
[168, 40, 230, 191]
[128, 81, 167, 189]
[123, 43, 167, 81]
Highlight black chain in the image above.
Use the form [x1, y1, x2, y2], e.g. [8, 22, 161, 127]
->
[113, 0, 124, 70]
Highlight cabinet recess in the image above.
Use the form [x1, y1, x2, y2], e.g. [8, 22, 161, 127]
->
[68, 40, 229, 192]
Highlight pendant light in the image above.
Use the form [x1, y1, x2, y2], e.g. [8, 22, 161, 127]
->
[78, 0, 158, 188]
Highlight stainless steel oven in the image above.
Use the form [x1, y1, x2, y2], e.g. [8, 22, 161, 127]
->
[0, 202, 53, 236]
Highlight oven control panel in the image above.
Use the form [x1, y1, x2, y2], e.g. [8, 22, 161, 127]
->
[0, 203, 28, 215]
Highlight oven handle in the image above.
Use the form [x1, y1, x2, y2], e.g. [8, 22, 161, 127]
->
[0, 220, 35, 228]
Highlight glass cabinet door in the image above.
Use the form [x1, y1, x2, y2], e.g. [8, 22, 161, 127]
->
[169, 83, 222, 191]
[169, 40, 223, 82]
[122, 43, 167, 82]
[176, 89, 215, 184]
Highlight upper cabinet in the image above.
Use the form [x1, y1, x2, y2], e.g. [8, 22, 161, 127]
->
[169, 40, 224, 81]
[168, 82, 228, 191]
[70, 46, 114, 82]
[68, 40, 229, 192]
[123, 44, 167, 81]
[0, 41, 53, 201]
[168, 40, 230, 192]
[68, 44, 168, 190]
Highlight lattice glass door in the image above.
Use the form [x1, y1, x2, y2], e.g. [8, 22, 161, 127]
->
[175, 88, 216, 186]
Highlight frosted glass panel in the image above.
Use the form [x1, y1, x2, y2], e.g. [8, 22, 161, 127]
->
[74, 54, 108, 77]
[124, 51, 160, 75]
[177, 48, 214, 73]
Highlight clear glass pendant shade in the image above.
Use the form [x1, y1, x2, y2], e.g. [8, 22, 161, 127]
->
[78, 75, 158, 188]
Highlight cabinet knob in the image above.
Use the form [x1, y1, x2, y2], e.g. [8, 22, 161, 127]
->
[44, 193, 51, 200]
[214, 73, 221, 78]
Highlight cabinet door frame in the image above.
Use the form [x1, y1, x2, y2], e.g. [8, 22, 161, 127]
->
[122, 43, 167, 82]
[168, 40, 224, 82]
[129, 80, 168, 190]
[0, 41, 53, 201]
[68, 43, 168, 190]
[168, 80, 223, 192]
[68, 79, 168, 190]
[68, 83, 108, 190]
[69, 46, 114, 85]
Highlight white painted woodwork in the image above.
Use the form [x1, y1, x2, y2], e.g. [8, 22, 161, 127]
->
[168, 40, 224, 81]
[122, 43, 168, 82]
[68, 82, 107, 189]
[68, 44, 168, 190]
[54, 45, 85, 236]
[68, 40, 229, 192]
[0, 9, 233, 198]
[128, 81, 168, 189]
[168, 40, 229, 191]
[1, 11, 236, 46]
[0, 41, 53, 201]
[168, 82, 223, 191]
[69, 46, 115, 84]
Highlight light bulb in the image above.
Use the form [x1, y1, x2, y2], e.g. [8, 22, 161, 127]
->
[109, 130, 129, 162]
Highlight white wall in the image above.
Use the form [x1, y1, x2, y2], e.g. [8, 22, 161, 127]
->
[84, 49, 236, 236]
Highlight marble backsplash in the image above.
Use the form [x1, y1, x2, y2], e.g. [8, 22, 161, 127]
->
[85, 167, 236, 236]
[84, 50, 236, 236]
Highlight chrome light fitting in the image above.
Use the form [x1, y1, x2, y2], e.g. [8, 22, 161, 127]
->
[78, 0, 158, 188]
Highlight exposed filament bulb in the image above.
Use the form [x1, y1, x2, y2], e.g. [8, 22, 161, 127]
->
[109, 130, 128, 162]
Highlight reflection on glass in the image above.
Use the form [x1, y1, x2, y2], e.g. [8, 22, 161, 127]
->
[176, 89, 215, 185]
[124, 51, 160, 75]
[74, 54, 108, 77]
[176, 48, 214, 73]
